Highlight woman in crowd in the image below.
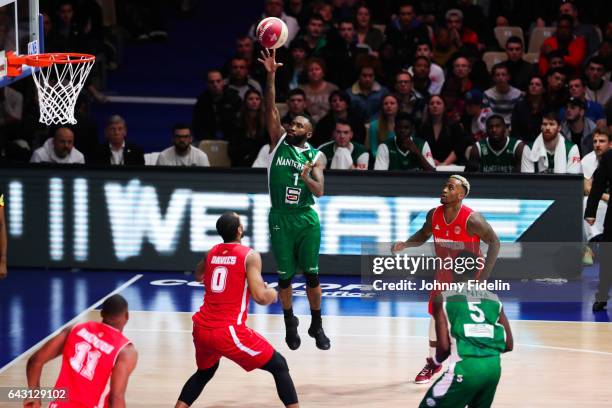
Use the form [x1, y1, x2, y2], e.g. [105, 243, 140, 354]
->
[367, 94, 399, 156]
[299, 57, 339, 122]
[354, 4, 384, 56]
[511, 75, 547, 144]
[228, 89, 268, 167]
[420, 95, 466, 166]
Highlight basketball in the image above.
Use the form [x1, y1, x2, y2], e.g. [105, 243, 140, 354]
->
[256, 17, 288, 49]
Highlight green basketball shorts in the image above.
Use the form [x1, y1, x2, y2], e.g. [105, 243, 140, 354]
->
[419, 356, 501, 408]
[269, 207, 321, 280]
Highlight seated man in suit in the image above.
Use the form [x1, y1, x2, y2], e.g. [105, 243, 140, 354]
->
[92, 115, 145, 165]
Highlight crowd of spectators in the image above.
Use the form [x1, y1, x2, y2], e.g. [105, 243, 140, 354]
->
[2, 0, 612, 173]
[193, 0, 612, 175]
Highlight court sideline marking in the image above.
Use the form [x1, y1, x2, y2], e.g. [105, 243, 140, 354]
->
[0, 274, 144, 375]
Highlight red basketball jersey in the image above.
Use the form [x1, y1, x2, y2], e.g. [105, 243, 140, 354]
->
[193, 243, 253, 330]
[51, 321, 131, 408]
[432, 204, 481, 263]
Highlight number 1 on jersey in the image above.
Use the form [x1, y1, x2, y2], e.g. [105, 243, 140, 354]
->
[70, 341, 102, 380]
[293, 173, 299, 186]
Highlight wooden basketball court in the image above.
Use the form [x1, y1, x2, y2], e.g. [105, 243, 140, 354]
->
[1, 309, 610, 407]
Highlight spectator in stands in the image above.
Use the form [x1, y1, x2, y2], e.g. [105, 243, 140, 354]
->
[441, 56, 473, 110]
[295, 14, 327, 57]
[561, 97, 597, 156]
[92, 115, 144, 165]
[31, 127, 85, 164]
[228, 90, 268, 167]
[384, 2, 429, 67]
[450, 0, 489, 49]
[504, 36, 536, 92]
[407, 41, 445, 95]
[313, 90, 366, 147]
[558, 0, 601, 57]
[231, 36, 263, 84]
[511, 75, 547, 144]
[286, 40, 307, 90]
[393, 71, 426, 127]
[286, 0, 308, 28]
[318, 119, 369, 170]
[546, 50, 566, 71]
[560, 77, 606, 128]
[582, 128, 611, 242]
[0, 86, 24, 155]
[347, 64, 389, 122]
[224, 57, 262, 100]
[445, 9, 480, 50]
[483, 63, 522, 125]
[466, 114, 527, 173]
[299, 57, 338, 123]
[411, 56, 432, 98]
[461, 89, 493, 143]
[156, 123, 210, 167]
[354, 4, 384, 56]
[585, 57, 612, 107]
[539, 14, 587, 77]
[374, 112, 435, 171]
[523, 111, 582, 174]
[368, 94, 399, 156]
[420, 95, 465, 166]
[543, 67, 569, 112]
[193, 70, 241, 140]
[432, 27, 458, 68]
[281, 88, 311, 126]
[248, 0, 299, 47]
[326, 19, 367, 89]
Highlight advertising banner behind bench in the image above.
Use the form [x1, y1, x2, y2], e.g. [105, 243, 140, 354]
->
[1, 166, 583, 275]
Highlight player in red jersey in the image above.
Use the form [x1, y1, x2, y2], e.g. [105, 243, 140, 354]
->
[392, 175, 500, 384]
[175, 212, 299, 408]
[24, 294, 137, 408]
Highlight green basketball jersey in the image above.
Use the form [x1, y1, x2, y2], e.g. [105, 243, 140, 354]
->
[268, 133, 321, 211]
[442, 289, 507, 360]
[318, 141, 368, 169]
[383, 137, 427, 170]
[476, 137, 519, 173]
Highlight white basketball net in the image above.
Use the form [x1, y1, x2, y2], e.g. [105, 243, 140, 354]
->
[30, 54, 95, 125]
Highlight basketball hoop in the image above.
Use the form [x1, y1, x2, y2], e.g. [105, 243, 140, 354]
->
[6, 52, 96, 125]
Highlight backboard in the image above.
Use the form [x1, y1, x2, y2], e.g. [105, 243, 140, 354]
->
[0, 0, 42, 87]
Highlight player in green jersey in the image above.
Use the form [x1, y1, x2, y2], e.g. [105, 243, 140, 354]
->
[419, 251, 513, 408]
[466, 114, 526, 173]
[259, 48, 330, 351]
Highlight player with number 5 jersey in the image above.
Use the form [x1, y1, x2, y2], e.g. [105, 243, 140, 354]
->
[25, 295, 137, 408]
[258, 48, 330, 351]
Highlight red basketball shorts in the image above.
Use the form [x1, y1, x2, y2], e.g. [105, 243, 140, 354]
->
[193, 323, 275, 372]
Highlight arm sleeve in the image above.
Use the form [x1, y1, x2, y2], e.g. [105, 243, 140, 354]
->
[567, 145, 582, 174]
[374, 144, 390, 170]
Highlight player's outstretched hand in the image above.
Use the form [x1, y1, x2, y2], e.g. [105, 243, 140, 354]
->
[258, 48, 283, 73]
[391, 241, 407, 254]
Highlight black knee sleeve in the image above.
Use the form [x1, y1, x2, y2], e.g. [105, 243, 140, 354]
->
[261, 352, 298, 406]
[177, 362, 219, 406]
[278, 277, 292, 289]
[305, 273, 320, 288]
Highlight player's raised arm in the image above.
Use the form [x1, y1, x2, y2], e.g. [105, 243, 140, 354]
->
[108, 344, 138, 408]
[258, 48, 284, 150]
[467, 212, 500, 280]
[246, 251, 278, 305]
[300, 155, 325, 198]
[392, 208, 434, 253]
[498, 307, 514, 352]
